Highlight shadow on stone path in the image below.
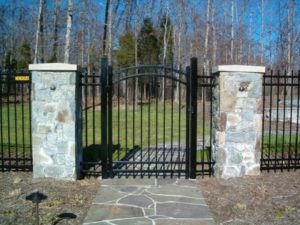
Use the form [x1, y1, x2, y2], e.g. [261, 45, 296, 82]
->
[83, 178, 215, 225]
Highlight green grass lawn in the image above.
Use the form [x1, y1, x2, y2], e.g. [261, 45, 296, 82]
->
[0, 103, 31, 151]
[82, 103, 211, 148]
[82, 103, 212, 161]
[1, 103, 298, 161]
[262, 134, 299, 157]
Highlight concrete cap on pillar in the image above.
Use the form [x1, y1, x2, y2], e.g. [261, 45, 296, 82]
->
[29, 63, 78, 71]
[212, 65, 265, 74]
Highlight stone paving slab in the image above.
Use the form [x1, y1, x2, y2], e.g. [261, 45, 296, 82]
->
[83, 178, 215, 225]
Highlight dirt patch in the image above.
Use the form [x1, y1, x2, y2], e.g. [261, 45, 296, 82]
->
[0, 172, 99, 225]
[199, 170, 300, 225]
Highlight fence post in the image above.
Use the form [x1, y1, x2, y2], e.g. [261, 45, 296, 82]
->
[190, 58, 198, 179]
[29, 63, 82, 180]
[107, 65, 113, 178]
[185, 66, 190, 179]
[212, 65, 265, 178]
[101, 57, 108, 178]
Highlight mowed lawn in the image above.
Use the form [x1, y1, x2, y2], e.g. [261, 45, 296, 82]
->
[0, 103, 31, 151]
[82, 103, 211, 150]
[0, 103, 298, 158]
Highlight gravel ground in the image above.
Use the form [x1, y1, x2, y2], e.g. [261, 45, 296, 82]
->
[199, 170, 300, 225]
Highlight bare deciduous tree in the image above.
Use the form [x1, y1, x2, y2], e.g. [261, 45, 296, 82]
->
[64, 0, 73, 63]
[34, 0, 45, 63]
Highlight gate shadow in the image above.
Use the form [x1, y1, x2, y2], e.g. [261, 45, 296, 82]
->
[82, 144, 119, 175]
[112, 145, 141, 170]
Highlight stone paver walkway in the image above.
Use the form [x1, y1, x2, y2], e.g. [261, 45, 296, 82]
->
[83, 178, 215, 225]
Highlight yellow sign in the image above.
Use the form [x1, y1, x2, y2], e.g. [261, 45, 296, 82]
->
[15, 76, 30, 81]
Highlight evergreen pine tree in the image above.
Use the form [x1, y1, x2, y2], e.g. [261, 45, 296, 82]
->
[18, 40, 32, 71]
[116, 31, 135, 68]
[137, 18, 160, 65]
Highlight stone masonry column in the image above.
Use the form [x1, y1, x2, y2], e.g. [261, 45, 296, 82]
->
[29, 63, 82, 180]
[212, 65, 265, 178]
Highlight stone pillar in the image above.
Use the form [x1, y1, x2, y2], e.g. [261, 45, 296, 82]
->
[212, 65, 265, 178]
[29, 63, 82, 180]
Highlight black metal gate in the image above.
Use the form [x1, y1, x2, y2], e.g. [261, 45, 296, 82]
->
[100, 57, 198, 178]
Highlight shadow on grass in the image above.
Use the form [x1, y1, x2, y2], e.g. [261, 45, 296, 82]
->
[82, 144, 119, 176]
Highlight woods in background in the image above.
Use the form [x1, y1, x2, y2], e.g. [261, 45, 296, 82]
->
[0, 0, 299, 72]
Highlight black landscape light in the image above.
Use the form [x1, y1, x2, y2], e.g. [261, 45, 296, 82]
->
[25, 191, 48, 225]
[56, 212, 77, 224]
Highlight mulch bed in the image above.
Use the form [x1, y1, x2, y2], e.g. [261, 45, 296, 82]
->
[0, 172, 99, 225]
[199, 170, 300, 225]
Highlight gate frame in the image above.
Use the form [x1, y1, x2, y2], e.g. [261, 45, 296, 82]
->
[100, 57, 198, 179]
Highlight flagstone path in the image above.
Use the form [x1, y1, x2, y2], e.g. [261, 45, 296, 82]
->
[83, 178, 215, 225]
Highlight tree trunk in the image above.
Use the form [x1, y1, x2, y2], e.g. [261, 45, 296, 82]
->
[211, 3, 217, 66]
[238, 0, 245, 64]
[52, 0, 59, 62]
[64, 0, 73, 63]
[204, 0, 211, 71]
[260, 0, 264, 65]
[108, 0, 112, 64]
[174, 26, 181, 103]
[248, 7, 253, 65]
[34, 0, 45, 64]
[102, 0, 110, 55]
[230, 0, 234, 63]
[161, 7, 170, 103]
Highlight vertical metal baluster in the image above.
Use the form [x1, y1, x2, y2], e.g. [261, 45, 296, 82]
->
[21, 82, 26, 170]
[155, 76, 158, 177]
[118, 72, 120, 164]
[262, 72, 266, 171]
[281, 70, 287, 170]
[170, 72, 174, 177]
[260, 73, 266, 169]
[209, 71, 213, 176]
[295, 71, 300, 169]
[140, 77, 143, 177]
[185, 66, 190, 178]
[178, 74, 182, 176]
[147, 76, 151, 176]
[29, 73, 33, 169]
[274, 71, 280, 170]
[288, 71, 294, 170]
[14, 75, 18, 170]
[190, 58, 198, 179]
[108, 66, 113, 177]
[100, 57, 108, 177]
[84, 73, 88, 149]
[202, 71, 206, 175]
[92, 72, 96, 145]
[133, 77, 136, 176]
[163, 68, 166, 177]
[80, 73, 83, 166]
[125, 77, 128, 177]
[7, 71, 11, 168]
[267, 71, 273, 171]
[0, 73, 3, 171]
